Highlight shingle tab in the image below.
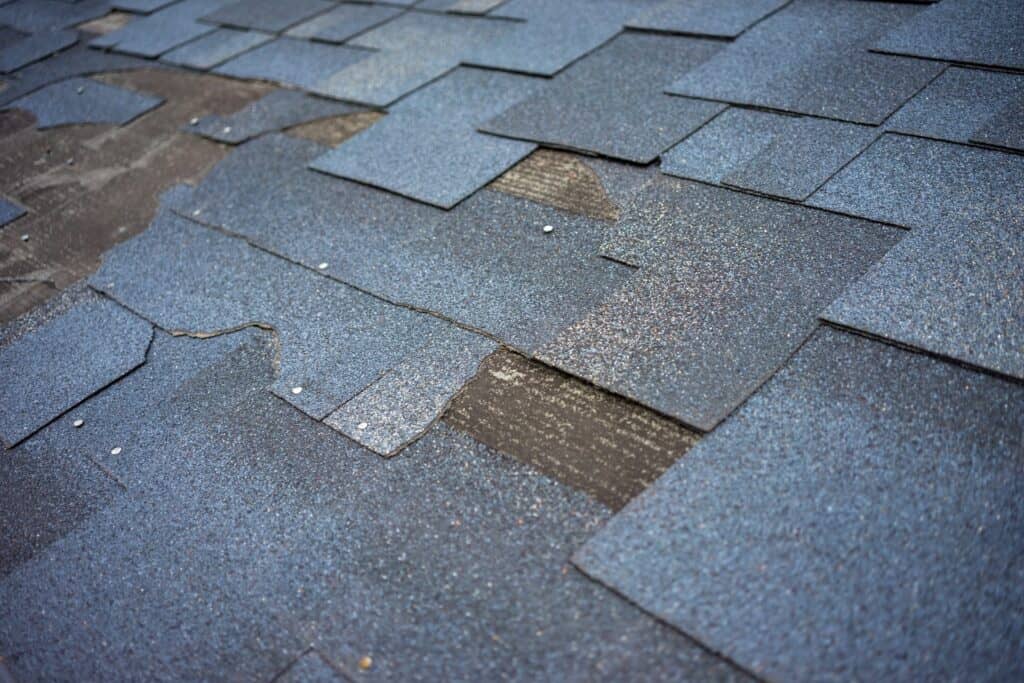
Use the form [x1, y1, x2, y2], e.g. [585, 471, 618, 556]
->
[873, 0, 1024, 71]
[0, 29, 75, 74]
[809, 134, 1024, 379]
[6, 76, 163, 129]
[0, 296, 152, 446]
[481, 32, 723, 164]
[160, 27, 272, 70]
[575, 327, 1024, 682]
[285, 2, 402, 43]
[188, 89, 358, 144]
[93, 0, 237, 57]
[181, 133, 634, 352]
[214, 37, 368, 92]
[310, 68, 541, 208]
[541, 177, 902, 430]
[661, 107, 876, 201]
[200, 0, 335, 33]
[112, 0, 180, 12]
[627, 0, 788, 39]
[0, 0, 110, 33]
[667, 0, 943, 125]
[90, 208, 444, 420]
[972, 97, 1024, 152]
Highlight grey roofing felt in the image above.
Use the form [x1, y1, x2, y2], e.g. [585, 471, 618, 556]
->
[200, 0, 335, 33]
[90, 207, 444, 420]
[0, 329, 748, 681]
[463, 0, 647, 76]
[539, 177, 901, 431]
[311, 67, 541, 207]
[0, 28, 75, 73]
[809, 134, 1023, 379]
[179, 133, 634, 352]
[0, 0, 110, 33]
[160, 27, 273, 70]
[626, 0, 788, 39]
[91, 0, 235, 57]
[480, 32, 724, 164]
[660, 107, 877, 201]
[324, 325, 496, 456]
[667, 0, 944, 125]
[873, 0, 1024, 71]
[214, 36, 368, 93]
[187, 88, 358, 144]
[885, 67, 1024, 150]
[284, 2, 403, 43]
[0, 296, 152, 447]
[0, 197, 25, 227]
[574, 327, 1024, 682]
[5, 76, 163, 128]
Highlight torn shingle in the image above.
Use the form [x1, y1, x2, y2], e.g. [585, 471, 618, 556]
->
[446, 350, 700, 510]
[574, 327, 1024, 682]
[480, 32, 724, 164]
[0, 196, 25, 227]
[626, 0, 788, 39]
[6, 76, 163, 129]
[660, 107, 876, 201]
[541, 177, 902, 431]
[809, 134, 1024, 379]
[159, 27, 273, 70]
[325, 325, 496, 457]
[0, 29, 76, 74]
[90, 208, 444, 420]
[885, 67, 1024, 150]
[182, 133, 634, 352]
[200, 0, 335, 33]
[0, 296, 152, 446]
[310, 67, 541, 208]
[91, 0, 236, 58]
[213, 36, 368, 94]
[667, 0, 943, 125]
[873, 0, 1024, 72]
[188, 89, 358, 144]
[284, 2, 403, 43]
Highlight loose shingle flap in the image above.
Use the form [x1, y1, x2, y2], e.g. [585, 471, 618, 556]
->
[809, 134, 1024, 380]
[667, 0, 943, 125]
[873, 0, 1024, 72]
[180, 133, 633, 352]
[574, 327, 1024, 682]
[541, 177, 902, 431]
[0, 295, 153, 447]
[480, 32, 724, 164]
[5, 77, 163, 129]
[186, 89, 359, 144]
[89, 208, 445, 420]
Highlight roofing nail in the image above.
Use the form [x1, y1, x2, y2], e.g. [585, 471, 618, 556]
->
[223, 126, 232, 134]
[76, 86, 84, 94]
[110, 446, 122, 456]
[542, 225, 554, 234]
[20, 234, 29, 242]
[357, 422, 368, 430]
[66, 158, 74, 166]
[73, 419, 84, 428]
[189, 117, 199, 126]
[192, 209, 201, 216]
[291, 386, 303, 395]
[317, 262, 328, 270]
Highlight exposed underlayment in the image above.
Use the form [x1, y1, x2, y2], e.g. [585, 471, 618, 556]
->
[2, 1, 1023, 680]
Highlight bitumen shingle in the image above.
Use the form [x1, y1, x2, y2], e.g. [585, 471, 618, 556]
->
[0, 28, 75, 73]
[667, 0, 944, 125]
[187, 89, 358, 143]
[626, 0, 787, 38]
[480, 32, 724, 164]
[0, 0, 110, 33]
[873, 0, 1024, 71]
[5, 76, 163, 128]
[575, 326, 1024, 682]
[214, 36, 369, 93]
[285, 2, 403, 43]
[91, 0, 236, 57]
[0, 197, 25, 227]
[112, 0, 180, 12]
[541, 177, 902, 431]
[160, 27, 273, 70]
[200, 0, 335, 33]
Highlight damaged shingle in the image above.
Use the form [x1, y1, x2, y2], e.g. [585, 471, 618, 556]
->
[5, 76, 163, 129]
[660, 107, 877, 201]
[574, 327, 1024, 682]
[809, 134, 1024, 379]
[480, 32, 724, 164]
[160, 27, 273, 70]
[311, 67, 541, 208]
[0, 295, 153, 446]
[667, 0, 943, 125]
[90, 207, 444, 420]
[540, 177, 902, 431]
[325, 325, 496, 457]
[187, 89, 359, 144]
